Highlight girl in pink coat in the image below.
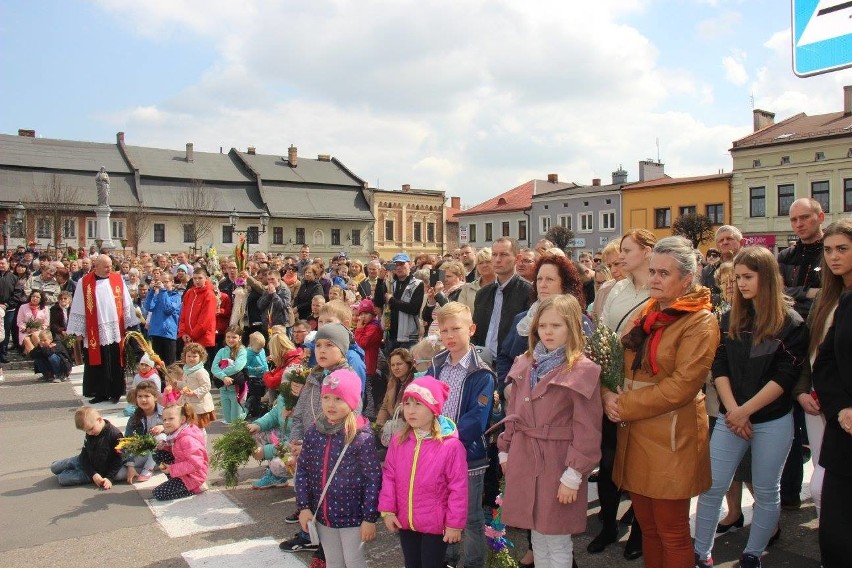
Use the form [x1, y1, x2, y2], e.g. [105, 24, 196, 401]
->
[498, 295, 603, 568]
[153, 403, 209, 500]
[379, 376, 468, 568]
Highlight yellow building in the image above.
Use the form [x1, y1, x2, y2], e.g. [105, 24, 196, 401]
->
[621, 173, 732, 250]
[368, 185, 447, 261]
[730, 89, 852, 252]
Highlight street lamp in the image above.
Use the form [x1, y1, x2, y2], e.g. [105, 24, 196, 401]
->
[229, 208, 269, 256]
[1, 200, 25, 255]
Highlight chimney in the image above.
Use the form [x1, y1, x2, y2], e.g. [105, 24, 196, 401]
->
[451, 196, 461, 209]
[116, 132, 125, 144]
[17, 129, 35, 137]
[844, 85, 852, 116]
[317, 154, 331, 161]
[402, 184, 411, 192]
[612, 166, 628, 185]
[288, 144, 298, 168]
[247, 146, 256, 155]
[185, 143, 194, 162]
[753, 109, 775, 132]
[638, 159, 665, 182]
[547, 173, 558, 183]
[592, 178, 601, 186]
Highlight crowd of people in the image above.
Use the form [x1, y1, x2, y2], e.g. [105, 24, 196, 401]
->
[4, 195, 851, 568]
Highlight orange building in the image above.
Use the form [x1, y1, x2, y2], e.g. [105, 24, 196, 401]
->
[621, 173, 732, 250]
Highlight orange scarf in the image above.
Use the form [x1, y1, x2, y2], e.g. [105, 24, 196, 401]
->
[622, 287, 711, 375]
[82, 272, 126, 365]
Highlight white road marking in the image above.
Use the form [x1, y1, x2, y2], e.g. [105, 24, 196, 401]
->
[183, 537, 307, 568]
[145, 489, 255, 537]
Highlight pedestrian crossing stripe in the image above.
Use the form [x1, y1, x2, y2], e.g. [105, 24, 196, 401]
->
[183, 537, 306, 568]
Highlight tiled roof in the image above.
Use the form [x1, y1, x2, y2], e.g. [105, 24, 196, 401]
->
[624, 173, 732, 190]
[532, 181, 622, 199]
[731, 111, 852, 149]
[457, 179, 574, 216]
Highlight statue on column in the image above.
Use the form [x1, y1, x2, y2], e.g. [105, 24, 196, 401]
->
[95, 167, 110, 207]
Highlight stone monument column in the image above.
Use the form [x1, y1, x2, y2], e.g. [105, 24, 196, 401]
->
[95, 166, 115, 250]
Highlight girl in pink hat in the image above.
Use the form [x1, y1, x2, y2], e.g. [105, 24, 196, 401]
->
[378, 375, 469, 568]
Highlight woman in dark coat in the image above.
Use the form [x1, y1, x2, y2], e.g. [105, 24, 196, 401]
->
[294, 265, 324, 320]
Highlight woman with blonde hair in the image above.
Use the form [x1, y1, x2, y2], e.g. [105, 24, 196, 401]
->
[457, 248, 495, 311]
[694, 246, 807, 568]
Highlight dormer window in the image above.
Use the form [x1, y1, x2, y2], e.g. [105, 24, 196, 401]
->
[815, 151, 825, 161]
[781, 156, 790, 165]
[753, 159, 761, 168]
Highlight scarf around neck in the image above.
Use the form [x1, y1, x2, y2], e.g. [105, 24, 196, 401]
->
[315, 414, 347, 436]
[183, 362, 205, 375]
[515, 300, 541, 338]
[622, 287, 711, 375]
[529, 342, 567, 389]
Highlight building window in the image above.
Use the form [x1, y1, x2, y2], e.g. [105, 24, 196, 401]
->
[557, 214, 572, 230]
[246, 226, 259, 245]
[781, 155, 790, 165]
[654, 207, 671, 228]
[153, 223, 165, 243]
[540, 216, 551, 234]
[845, 179, 852, 212]
[296, 227, 305, 244]
[750, 187, 766, 218]
[468, 224, 477, 242]
[62, 218, 76, 239]
[413, 222, 422, 242]
[518, 220, 527, 241]
[86, 219, 97, 239]
[579, 212, 593, 232]
[501, 221, 510, 237]
[777, 184, 795, 216]
[36, 217, 52, 239]
[222, 225, 234, 244]
[752, 159, 761, 168]
[679, 206, 696, 217]
[112, 220, 125, 240]
[815, 151, 825, 161]
[10, 220, 24, 238]
[706, 203, 724, 224]
[385, 220, 394, 241]
[485, 223, 493, 242]
[183, 223, 194, 243]
[811, 180, 830, 212]
[600, 210, 616, 231]
[351, 229, 361, 246]
[273, 227, 283, 245]
[427, 222, 435, 242]
[331, 228, 341, 246]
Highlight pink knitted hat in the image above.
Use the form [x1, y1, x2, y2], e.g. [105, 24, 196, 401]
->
[402, 375, 449, 416]
[321, 368, 362, 411]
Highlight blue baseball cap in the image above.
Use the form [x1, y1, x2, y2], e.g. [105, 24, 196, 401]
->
[391, 253, 410, 263]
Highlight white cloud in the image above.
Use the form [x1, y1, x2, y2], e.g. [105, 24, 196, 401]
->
[696, 10, 742, 40]
[723, 50, 749, 85]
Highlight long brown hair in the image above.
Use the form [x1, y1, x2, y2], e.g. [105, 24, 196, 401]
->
[728, 246, 789, 344]
[809, 219, 852, 355]
[225, 325, 244, 360]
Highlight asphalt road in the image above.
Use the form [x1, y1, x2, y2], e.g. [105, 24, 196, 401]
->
[0, 365, 823, 568]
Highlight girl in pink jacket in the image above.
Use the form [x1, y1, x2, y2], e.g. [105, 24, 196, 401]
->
[153, 403, 209, 500]
[379, 376, 468, 568]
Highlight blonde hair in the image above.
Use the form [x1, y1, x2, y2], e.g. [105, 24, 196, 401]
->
[163, 402, 197, 425]
[601, 239, 621, 259]
[441, 261, 465, 279]
[435, 301, 473, 326]
[268, 332, 296, 367]
[476, 247, 492, 265]
[396, 412, 444, 443]
[328, 285, 345, 301]
[728, 246, 789, 344]
[182, 342, 208, 363]
[74, 406, 100, 430]
[410, 336, 443, 364]
[526, 296, 586, 368]
[249, 331, 266, 349]
[165, 363, 184, 387]
[320, 299, 352, 326]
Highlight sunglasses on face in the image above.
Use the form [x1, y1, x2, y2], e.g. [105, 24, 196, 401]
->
[593, 258, 602, 263]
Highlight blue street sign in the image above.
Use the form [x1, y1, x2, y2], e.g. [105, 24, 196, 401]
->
[792, 0, 852, 77]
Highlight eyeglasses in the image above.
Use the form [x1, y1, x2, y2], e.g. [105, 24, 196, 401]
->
[593, 258, 602, 263]
[520, 258, 536, 264]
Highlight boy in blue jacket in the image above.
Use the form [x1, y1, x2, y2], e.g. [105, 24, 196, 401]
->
[428, 301, 495, 568]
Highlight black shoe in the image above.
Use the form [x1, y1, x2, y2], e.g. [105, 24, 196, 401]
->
[588, 468, 599, 483]
[623, 528, 643, 561]
[619, 505, 635, 525]
[285, 510, 300, 523]
[716, 513, 744, 534]
[780, 495, 801, 510]
[110, 396, 121, 404]
[740, 553, 762, 568]
[279, 533, 318, 552]
[587, 526, 618, 554]
[89, 397, 107, 404]
[767, 526, 781, 548]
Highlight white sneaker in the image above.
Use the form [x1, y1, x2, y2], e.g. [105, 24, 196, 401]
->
[0, 370, 5, 382]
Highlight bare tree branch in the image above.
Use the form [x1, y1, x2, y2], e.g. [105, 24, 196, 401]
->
[672, 213, 715, 249]
[174, 179, 219, 253]
[28, 174, 83, 252]
[124, 200, 152, 253]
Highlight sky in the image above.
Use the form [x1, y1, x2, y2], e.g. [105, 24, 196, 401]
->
[2, 0, 851, 206]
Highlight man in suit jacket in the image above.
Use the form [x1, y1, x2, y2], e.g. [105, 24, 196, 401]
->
[472, 238, 531, 359]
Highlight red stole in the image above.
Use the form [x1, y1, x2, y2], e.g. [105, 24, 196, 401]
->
[82, 272, 126, 365]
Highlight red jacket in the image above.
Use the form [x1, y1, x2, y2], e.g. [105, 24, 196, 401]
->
[178, 281, 217, 347]
[354, 320, 382, 375]
[215, 291, 232, 336]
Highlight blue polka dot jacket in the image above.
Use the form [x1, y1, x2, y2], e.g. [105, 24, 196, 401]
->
[295, 417, 382, 528]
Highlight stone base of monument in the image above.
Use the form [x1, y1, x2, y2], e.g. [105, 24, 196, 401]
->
[96, 204, 116, 250]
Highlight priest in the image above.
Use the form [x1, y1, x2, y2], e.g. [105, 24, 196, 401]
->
[67, 254, 139, 404]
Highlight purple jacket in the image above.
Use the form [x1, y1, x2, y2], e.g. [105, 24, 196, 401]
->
[295, 418, 382, 528]
[378, 416, 468, 535]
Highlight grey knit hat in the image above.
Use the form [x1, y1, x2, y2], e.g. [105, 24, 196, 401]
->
[314, 323, 350, 357]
